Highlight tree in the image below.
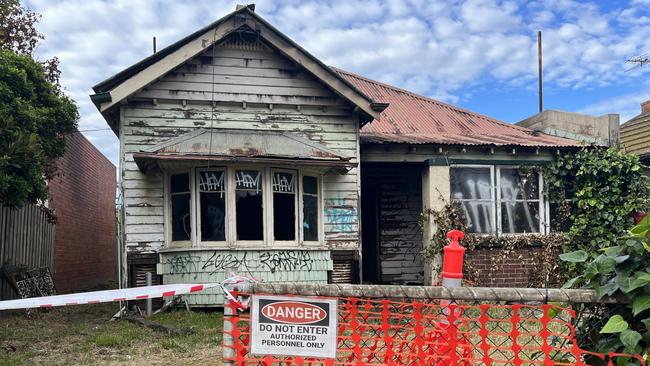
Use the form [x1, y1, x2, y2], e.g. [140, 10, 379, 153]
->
[0, 1, 78, 209]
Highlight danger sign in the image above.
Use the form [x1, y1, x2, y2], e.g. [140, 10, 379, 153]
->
[250, 295, 337, 358]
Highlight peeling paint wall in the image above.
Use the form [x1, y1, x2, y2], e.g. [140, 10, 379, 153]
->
[158, 249, 332, 306]
[120, 36, 360, 267]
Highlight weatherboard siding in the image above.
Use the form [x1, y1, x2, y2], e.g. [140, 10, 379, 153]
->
[120, 38, 361, 255]
[158, 249, 332, 306]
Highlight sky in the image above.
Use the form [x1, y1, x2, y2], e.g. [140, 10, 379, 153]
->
[22, 0, 650, 166]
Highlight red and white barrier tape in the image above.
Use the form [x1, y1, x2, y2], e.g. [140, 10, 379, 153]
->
[0, 275, 257, 311]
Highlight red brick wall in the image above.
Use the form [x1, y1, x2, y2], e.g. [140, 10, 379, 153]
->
[464, 247, 547, 287]
[47, 132, 116, 293]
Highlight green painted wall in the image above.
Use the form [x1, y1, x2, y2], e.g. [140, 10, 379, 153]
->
[158, 249, 332, 306]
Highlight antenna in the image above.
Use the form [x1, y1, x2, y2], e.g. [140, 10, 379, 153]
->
[153, 36, 157, 54]
[538, 31, 543, 113]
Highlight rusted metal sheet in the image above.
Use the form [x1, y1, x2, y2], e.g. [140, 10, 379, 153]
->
[133, 128, 355, 172]
[335, 68, 581, 148]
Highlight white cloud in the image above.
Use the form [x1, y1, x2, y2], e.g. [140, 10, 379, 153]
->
[577, 82, 650, 123]
[20, 0, 650, 165]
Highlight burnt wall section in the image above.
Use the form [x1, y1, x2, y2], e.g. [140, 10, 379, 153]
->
[48, 132, 117, 293]
[362, 164, 424, 285]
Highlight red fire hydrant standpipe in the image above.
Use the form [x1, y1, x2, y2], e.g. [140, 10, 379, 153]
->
[441, 230, 466, 288]
[439, 230, 466, 326]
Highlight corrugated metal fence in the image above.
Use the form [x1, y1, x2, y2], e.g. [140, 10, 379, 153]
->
[0, 204, 55, 300]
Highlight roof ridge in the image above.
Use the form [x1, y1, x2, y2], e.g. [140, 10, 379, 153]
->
[332, 66, 532, 133]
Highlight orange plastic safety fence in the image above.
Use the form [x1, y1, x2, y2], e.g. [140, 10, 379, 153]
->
[223, 295, 646, 366]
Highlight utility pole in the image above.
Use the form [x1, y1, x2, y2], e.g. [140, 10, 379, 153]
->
[538, 31, 543, 113]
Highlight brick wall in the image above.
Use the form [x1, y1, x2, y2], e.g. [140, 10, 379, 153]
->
[464, 247, 548, 288]
[47, 132, 116, 293]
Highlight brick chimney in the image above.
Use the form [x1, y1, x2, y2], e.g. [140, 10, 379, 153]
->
[642, 100, 650, 113]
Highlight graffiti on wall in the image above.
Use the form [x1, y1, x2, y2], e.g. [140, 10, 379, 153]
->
[324, 193, 357, 233]
[162, 250, 315, 279]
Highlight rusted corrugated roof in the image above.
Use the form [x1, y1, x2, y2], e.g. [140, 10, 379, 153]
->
[334, 68, 581, 147]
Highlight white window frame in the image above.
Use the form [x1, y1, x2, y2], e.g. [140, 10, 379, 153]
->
[164, 165, 324, 248]
[270, 168, 299, 246]
[165, 169, 194, 248]
[450, 165, 497, 235]
[300, 171, 323, 246]
[495, 165, 545, 235]
[231, 166, 266, 248]
[196, 167, 228, 248]
[450, 164, 548, 236]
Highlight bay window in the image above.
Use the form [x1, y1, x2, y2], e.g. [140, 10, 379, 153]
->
[166, 167, 321, 246]
[450, 166, 547, 234]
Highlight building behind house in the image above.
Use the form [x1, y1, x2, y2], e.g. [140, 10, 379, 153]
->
[620, 100, 650, 167]
[0, 132, 117, 299]
[516, 109, 619, 147]
[47, 132, 117, 293]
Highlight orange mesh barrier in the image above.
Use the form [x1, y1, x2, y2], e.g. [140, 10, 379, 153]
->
[223, 296, 645, 366]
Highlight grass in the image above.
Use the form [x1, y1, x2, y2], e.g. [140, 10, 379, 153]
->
[0, 303, 224, 365]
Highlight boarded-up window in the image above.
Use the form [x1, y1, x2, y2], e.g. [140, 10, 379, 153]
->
[272, 171, 296, 241]
[199, 170, 226, 241]
[235, 170, 263, 240]
[303, 175, 319, 241]
[170, 173, 191, 241]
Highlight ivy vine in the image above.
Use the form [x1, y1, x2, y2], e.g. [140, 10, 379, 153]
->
[544, 147, 650, 266]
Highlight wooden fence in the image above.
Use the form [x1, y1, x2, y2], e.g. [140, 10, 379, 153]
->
[0, 204, 55, 300]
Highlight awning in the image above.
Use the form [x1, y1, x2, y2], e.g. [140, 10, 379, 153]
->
[133, 129, 356, 173]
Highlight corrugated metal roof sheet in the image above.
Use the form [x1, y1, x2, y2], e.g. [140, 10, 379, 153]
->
[133, 129, 355, 172]
[620, 111, 650, 157]
[334, 68, 581, 148]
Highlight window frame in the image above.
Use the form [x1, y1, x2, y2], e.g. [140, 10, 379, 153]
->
[231, 166, 266, 248]
[164, 164, 324, 248]
[449, 164, 497, 235]
[270, 168, 299, 246]
[300, 171, 323, 246]
[450, 164, 548, 236]
[495, 165, 545, 235]
[195, 167, 228, 247]
[165, 169, 194, 248]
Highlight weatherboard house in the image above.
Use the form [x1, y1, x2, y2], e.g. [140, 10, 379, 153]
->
[91, 5, 580, 306]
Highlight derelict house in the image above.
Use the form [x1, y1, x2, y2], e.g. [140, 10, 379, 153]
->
[91, 5, 580, 305]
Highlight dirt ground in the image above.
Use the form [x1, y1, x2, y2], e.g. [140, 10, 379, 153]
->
[0, 303, 224, 365]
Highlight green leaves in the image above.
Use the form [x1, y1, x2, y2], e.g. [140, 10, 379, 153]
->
[559, 250, 588, 263]
[618, 272, 650, 294]
[0, 49, 78, 208]
[632, 295, 650, 316]
[619, 329, 642, 351]
[600, 315, 629, 334]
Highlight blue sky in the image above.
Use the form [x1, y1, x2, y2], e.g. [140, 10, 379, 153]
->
[23, 0, 650, 166]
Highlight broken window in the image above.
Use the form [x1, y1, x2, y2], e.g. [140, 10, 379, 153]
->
[450, 166, 545, 235]
[170, 173, 191, 241]
[303, 175, 319, 241]
[235, 170, 263, 240]
[272, 171, 296, 241]
[198, 170, 226, 241]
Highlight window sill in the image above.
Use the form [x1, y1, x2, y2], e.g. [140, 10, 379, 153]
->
[159, 245, 330, 253]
